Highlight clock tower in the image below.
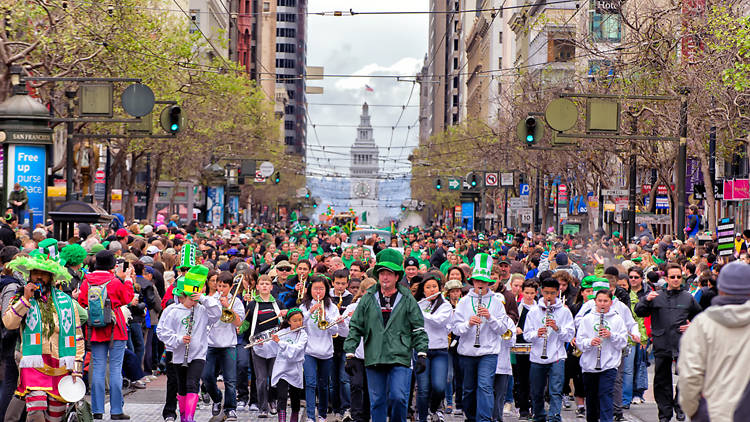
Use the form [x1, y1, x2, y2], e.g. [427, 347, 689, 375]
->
[350, 103, 380, 223]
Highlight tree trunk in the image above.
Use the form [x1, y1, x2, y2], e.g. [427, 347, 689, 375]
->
[146, 154, 162, 223]
[699, 154, 717, 233]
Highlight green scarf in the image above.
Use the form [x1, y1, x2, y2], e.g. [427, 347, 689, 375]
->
[20, 289, 77, 369]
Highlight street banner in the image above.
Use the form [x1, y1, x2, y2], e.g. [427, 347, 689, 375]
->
[206, 186, 224, 226]
[6, 144, 46, 228]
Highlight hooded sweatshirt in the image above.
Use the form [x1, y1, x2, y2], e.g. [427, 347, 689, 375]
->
[207, 291, 245, 348]
[576, 296, 640, 341]
[452, 288, 513, 356]
[678, 299, 750, 422]
[301, 300, 341, 359]
[576, 309, 627, 373]
[156, 295, 221, 364]
[419, 296, 453, 350]
[270, 327, 308, 389]
[78, 271, 134, 342]
[523, 298, 575, 364]
[496, 318, 517, 375]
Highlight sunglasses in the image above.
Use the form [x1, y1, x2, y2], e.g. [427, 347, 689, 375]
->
[667, 275, 681, 279]
[277, 267, 292, 272]
[629, 276, 642, 279]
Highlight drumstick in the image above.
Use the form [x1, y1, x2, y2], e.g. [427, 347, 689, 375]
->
[258, 314, 281, 326]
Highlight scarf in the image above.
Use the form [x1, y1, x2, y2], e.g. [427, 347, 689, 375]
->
[20, 289, 77, 369]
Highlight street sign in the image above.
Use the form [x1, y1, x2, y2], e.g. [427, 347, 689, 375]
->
[485, 172, 498, 187]
[520, 208, 533, 224]
[296, 187, 309, 198]
[254, 170, 266, 183]
[448, 178, 461, 190]
[508, 197, 528, 208]
[519, 183, 530, 196]
[602, 189, 628, 196]
[500, 172, 514, 187]
[717, 218, 736, 256]
[259, 161, 274, 177]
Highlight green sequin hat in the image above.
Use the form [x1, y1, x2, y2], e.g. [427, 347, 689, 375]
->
[469, 253, 495, 285]
[174, 264, 208, 297]
[177, 243, 196, 270]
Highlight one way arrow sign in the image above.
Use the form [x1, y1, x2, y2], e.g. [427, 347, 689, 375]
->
[448, 178, 461, 190]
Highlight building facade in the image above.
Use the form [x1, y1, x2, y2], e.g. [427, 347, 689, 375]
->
[188, 0, 231, 59]
[349, 103, 381, 224]
[275, 0, 307, 156]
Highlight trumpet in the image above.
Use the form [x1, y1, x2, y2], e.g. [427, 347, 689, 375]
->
[296, 277, 307, 304]
[501, 329, 514, 340]
[220, 274, 243, 323]
[316, 293, 329, 330]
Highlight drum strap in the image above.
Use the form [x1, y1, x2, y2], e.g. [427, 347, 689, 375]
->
[249, 301, 282, 338]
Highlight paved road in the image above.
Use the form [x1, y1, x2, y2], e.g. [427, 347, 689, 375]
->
[92, 374, 661, 422]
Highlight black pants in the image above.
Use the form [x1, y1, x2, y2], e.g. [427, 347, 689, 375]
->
[276, 379, 303, 414]
[565, 354, 585, 399]
[450, 349, 463, 410]
[176, 359, 206, 396]
[349, 358, 370, 422]
[512, 354, 531, 414]
[0, 352, 18, 421]
[654, 356, 681, 420]
[583, 369, 616, 422]
[163, 352, 178, 419]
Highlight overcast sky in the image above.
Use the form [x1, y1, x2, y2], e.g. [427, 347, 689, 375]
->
[306, 0, 428, 178]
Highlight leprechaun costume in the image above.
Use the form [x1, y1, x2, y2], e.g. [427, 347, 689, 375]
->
[1, 253, 83, 422]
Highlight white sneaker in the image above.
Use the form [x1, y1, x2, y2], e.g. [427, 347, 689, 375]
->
[305, 419, 315, 422]
[249, 404, 259, 411]
[503, 402, 513, 416]
[317, 417, 326, 422]
[342, 410, 352, 422]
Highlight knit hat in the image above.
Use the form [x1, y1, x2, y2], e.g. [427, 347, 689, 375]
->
[175, 264, 208, 297]
[373, 248, 404, 278]
[94, 250, 117, 271]
[177, 243, 196, 270]
[444, 279, 463, 291]
[592, 279, 610, 295]
[468, 253, 495, 285]
[60, 244, 87, 267]
[580, 275, 597, 289]
[404, 257, 419, 269]
[555, 252, 568, 266]
[717, 261, 750, 296]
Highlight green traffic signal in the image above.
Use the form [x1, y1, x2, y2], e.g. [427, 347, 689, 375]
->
[435, 178, 442, 191]
[160, 105, 183, 134]
[273, 171, 280, 184]
[524, 117, 536, 144]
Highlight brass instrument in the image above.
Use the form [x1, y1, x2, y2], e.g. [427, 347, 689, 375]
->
[541, 299, 552, 360]
[220, 274, 244, 323]
[296, 277, 307, 304]
[316, 293, 329, 330]
[501, 329, 514, 340]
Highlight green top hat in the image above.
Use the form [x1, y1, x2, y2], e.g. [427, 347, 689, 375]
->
[373, 248, 404, 278]
[177, 243, 196, 270]
[469, 253, 495, 285]
[174, 264, 208, 297]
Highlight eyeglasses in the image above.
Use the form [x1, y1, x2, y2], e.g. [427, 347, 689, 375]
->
[629, 276, 642, 279]
[277, 267, 292, 272]
[667, 275, 681, 279]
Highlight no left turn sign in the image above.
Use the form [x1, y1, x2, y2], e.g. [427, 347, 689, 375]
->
[485, 172, 498, 187]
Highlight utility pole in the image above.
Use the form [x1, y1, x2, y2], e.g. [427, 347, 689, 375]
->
[628, 110, 638, 240]
[676, 88, 690, 240]
[534, 168, 541, 232]
[65, 90, 76, 201]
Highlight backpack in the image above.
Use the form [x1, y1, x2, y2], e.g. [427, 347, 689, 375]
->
[87, 281, 114, 328]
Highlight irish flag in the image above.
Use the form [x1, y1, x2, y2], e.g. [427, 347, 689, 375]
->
[65, 336, 75, 348]
[30, 333, 41, 345]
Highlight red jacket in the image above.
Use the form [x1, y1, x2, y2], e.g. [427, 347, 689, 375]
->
[78, 271, 134, 342]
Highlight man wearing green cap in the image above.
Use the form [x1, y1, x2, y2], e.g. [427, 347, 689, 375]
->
[344, 248, 428, 422]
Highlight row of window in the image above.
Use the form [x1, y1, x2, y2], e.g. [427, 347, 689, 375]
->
[276, 43, 296, 53]
[277, 13, 296, 22]
[278, 0, 296, 6]
[277, 27, 296, 38]
[276, 58, 296, 68]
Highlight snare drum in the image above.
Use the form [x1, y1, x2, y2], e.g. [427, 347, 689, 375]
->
[511, 343, 531, 354]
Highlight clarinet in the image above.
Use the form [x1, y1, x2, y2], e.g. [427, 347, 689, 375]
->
[182, 306, 195, 368]
[595, 311, 604, 371]
[474, 287, 483, 348]
[540, 300, 552, 360]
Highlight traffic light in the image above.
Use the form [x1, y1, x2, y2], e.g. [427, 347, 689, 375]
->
[160, 105, 183, 134]
[517, 116, 544, 146]
[273, 171, 281, 184]
[435, 178, 442, 191]
[466, 172, 478, 189]
[305, 192, 310, 199]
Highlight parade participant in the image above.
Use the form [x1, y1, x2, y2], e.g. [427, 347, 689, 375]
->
[443, 278, 464, 416]
[244, 275, 283, 418]
[523, 277, 575, 422]
[413, 272, 452, 422]
[626, 267, 650, 405]
[402, 256, 420, 287]
[300, 275, 342, 422]
[344, 249, 429, 422]
[201, 272, 244, 421]
[330, 269, 353, 421]
[452, 253, 514, 422]
[156, 265, 220, 422]
[513, 279, 538, 419]
[634, 263, 701, 422]
[274, 260, 305, 310]
[78, 250, 135, 420]
[270, 308, 308, 422]
[678, 262, 750, 422]
[576, 289, 628, 422]
[342, 277, 376, 422]
[2, 252, 84, 422]
[568, 276, 595, 418]
[492, 257, 520, 323]
[493, 302, 516, 422]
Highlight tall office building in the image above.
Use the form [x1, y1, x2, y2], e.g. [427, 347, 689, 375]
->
[276, 0, 307, 156]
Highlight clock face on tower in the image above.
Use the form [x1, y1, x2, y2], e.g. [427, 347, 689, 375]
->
[354, 181, 371, 198]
